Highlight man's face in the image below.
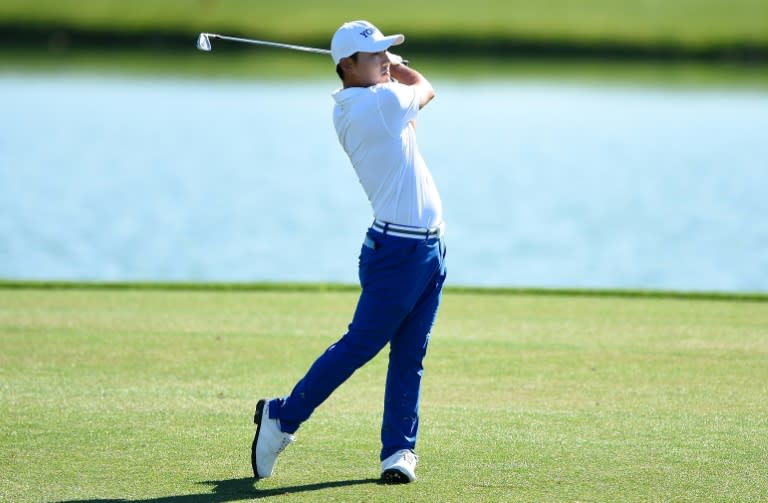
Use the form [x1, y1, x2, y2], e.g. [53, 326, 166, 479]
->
[345, 51, 390, 86]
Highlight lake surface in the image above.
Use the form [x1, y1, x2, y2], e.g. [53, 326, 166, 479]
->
[1, 73, 767, 291]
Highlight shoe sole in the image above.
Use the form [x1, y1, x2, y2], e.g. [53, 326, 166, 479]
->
[251, 399, 267, 480]
[380, 468, 412, 484]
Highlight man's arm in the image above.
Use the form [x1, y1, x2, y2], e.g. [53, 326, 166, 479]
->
[389, 53, 435, 109]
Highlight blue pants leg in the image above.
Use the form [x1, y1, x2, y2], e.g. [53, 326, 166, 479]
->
[381, 255, 446, 460]
[272, 230, 446, 458]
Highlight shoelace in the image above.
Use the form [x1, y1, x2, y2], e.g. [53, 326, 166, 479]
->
[400, 451, 418, 464]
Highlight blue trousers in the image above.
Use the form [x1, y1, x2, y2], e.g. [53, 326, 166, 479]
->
[270, 227, 447, 460]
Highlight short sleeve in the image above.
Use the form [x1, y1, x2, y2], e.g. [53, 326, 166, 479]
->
[375, 83, 421, 137]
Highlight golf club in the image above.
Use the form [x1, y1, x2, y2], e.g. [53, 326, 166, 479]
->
[196, 32, 408, 65]
[196, 33, 331, 55]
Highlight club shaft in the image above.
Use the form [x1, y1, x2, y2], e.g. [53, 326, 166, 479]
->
[207, 33, 330, 55]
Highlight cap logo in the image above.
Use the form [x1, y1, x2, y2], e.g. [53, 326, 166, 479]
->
[359, 28, 375, 38]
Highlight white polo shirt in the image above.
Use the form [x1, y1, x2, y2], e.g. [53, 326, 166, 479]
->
[332, 82, 443, 229]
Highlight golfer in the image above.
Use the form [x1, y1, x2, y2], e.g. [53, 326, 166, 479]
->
[251, 20, 447, 484]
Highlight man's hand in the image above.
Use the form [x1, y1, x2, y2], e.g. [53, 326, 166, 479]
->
[387, 52, 406, 66]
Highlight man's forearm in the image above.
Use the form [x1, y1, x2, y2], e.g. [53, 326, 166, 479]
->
[390, 60, 435, 108]
[390, 62, 426, 86]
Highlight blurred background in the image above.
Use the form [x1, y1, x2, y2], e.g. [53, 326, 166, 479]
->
[1, 1, 767, 291]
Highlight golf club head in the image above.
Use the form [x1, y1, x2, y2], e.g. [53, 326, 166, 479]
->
[196, 33, 212, 51]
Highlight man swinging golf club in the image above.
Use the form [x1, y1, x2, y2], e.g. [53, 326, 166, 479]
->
[251, 20, 447, 484]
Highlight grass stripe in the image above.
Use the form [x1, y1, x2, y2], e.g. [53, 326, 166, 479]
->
[0, 279, 765, 302]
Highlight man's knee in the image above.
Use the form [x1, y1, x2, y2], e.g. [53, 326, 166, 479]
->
[335, 331, 389, 365]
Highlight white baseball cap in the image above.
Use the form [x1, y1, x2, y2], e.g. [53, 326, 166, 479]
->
[330, 20, 405, 64]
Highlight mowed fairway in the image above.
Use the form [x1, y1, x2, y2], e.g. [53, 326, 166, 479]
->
[1, 286, 766, 502]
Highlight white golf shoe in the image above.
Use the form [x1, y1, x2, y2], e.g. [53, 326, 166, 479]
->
[251, 399, 295, 479]
[380, 449, 418, 483]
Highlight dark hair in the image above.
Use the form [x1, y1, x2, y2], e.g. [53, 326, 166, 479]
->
[335, 52, 359, 80]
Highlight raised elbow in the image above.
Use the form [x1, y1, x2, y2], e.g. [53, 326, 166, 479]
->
[420, 85, 436, 108]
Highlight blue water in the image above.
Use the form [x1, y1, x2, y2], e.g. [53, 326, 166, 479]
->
[1, 73, 767, 291]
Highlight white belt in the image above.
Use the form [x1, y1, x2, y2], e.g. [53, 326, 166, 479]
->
[372, 219, 444, 240]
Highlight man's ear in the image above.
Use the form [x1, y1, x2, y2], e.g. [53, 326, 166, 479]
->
[339, 57, 355, 73]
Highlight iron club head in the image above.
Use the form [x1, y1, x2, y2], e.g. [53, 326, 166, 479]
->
[196, 33, 213, 51]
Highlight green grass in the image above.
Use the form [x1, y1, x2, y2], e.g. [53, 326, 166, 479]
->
[1, 0, 767, 48]
[3, 48, 768, 89]
[1, 285, 767, 502]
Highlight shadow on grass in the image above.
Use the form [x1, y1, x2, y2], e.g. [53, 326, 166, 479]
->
[56, 477, 381, 502]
